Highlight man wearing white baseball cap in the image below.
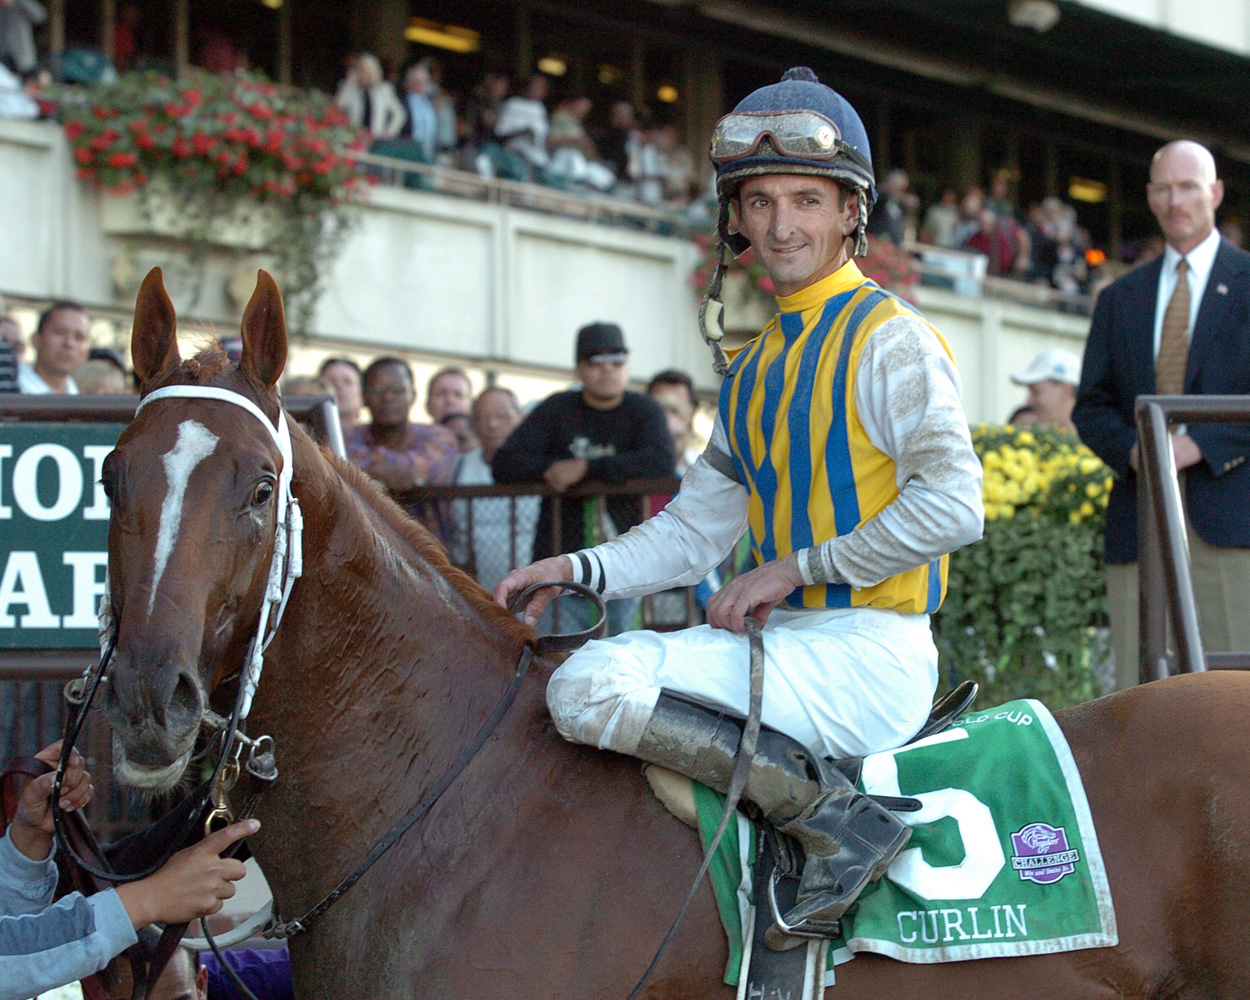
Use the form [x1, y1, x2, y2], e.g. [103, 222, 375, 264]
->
[1010, 348, 1082, 432]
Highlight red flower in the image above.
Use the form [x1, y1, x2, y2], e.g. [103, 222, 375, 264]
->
[135, 133, 156, 150]
[64, 120, 85, 140]
[107, 151, 138, 168]
[74, 166, 96, 181]
[172, 135, 193, 158]
[164, 103, 188, 117]
[133, 172, 148, 185]
[757, 275, 775, 294]
[92, 105, 118, 120]
[127, 119, 147, 134]
[233, 155, 248, 175]
[73, 147, 93, 164]
[192, 131, 215, 155]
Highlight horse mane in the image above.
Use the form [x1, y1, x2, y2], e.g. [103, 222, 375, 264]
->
[323, 447, 538, 649]
[149, 345, 536, 647]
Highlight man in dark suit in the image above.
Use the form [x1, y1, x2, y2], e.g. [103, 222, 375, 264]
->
[1074, 140, 1250, 689]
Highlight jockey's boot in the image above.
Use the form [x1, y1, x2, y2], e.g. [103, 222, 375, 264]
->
[635, 690, 911, 930]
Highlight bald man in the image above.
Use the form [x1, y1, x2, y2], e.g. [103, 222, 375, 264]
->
[1074, 140, 1250, 688]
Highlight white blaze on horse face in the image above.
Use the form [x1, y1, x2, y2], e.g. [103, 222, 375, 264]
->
[148, 419, 220, 616]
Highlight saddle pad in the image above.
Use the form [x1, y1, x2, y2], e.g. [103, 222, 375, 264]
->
[693, 699, 1118, 985]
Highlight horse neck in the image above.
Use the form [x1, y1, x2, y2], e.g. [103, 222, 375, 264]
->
[248, 435, 528, 910]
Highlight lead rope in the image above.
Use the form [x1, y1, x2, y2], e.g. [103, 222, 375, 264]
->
[624, 617, 765, 1000]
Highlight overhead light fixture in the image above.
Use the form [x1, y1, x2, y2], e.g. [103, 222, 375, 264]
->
[537, 55, 567, 76]
[1008, 0, 1060, 32]
[1068, 177, 1107, 203]
[656, 84, 678, 103]
[260, 0, 282, 8]
[403, 18, 481, 53]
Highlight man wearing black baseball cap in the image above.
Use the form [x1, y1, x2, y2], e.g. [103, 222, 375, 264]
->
[492, 322, 675, 635]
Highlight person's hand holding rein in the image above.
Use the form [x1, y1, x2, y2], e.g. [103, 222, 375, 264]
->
[494, 556, 574, 626]
[9, 740, 92, 862]
[114, 819, 259, 929]
[705, 553, 805, 633]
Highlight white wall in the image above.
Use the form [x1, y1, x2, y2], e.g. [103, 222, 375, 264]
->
[1075, 0, 1250, 57]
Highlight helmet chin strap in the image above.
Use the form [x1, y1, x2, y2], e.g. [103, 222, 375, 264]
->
[698, 186, 870, 378]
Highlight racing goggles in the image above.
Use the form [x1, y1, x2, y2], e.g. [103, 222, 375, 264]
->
[710, 109, 851, 165]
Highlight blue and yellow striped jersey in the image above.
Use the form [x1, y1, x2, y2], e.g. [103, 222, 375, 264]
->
[718, 260, 953, 614]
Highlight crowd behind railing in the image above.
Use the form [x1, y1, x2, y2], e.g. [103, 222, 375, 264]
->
[1, 10, 1229, 318]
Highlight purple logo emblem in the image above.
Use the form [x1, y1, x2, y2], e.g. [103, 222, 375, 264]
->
[1010, 822, 1080, 885]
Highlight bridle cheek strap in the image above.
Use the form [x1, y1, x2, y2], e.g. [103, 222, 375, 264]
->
[131, 385, 303, 721]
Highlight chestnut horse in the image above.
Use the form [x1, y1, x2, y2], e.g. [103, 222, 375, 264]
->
[99, 268, 1250, 999]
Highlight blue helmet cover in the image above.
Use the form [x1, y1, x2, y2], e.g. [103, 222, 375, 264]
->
[716, 68, 877, 207]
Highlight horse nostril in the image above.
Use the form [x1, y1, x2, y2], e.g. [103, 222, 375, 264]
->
[167, 672, 202, 726]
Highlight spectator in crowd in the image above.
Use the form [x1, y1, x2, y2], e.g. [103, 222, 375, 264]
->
[0, 315, 20, 393]
[492, 322, 674, 636]
[549, 96, 597, 159]
[318, 357, 364, 429]
[0, 740, 258, 1000]
[397, 62, 438, 162]
[425, 366, 473, 425]
[962, 199, 1031, 278]
[865, 167, 917, 245]
[598, 100, 638, 184]
[951, 187, 986, 248]
[0, 0, 45, 77]
[19, 301, 90, 393]
[494, 74, 551, 174]
[1220, 218, 1244, 248]
[647, 369, 701, 475]
[1010, 348, 1081, 432]
[0, 58, 36, 120]
[281, 373, 328, 396]
[335, 53, 404, 142]
[547, 95, 616, 192]
[1074, 139, 1250, 690]
[1051, 216, 1089, 295]
[75, 346, 130, 394]
[921, 188, 960, 248]
[985, 170, 1016, 220]
[199, 944, 294, 1000]
[421, 56, 459, 160]
[440, 411, 478, 454]
[451, 386, 539, 594]
[1007, 404, 1039, 428]
[345, 357, 458, 493]
[651, 123, 696, 205]
[463, 69, 508, 151]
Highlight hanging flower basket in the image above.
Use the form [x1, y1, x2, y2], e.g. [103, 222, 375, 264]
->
[60, 70, 371, 333]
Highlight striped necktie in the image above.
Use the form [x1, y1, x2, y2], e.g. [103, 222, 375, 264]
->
[1156, 257, 1190, 395]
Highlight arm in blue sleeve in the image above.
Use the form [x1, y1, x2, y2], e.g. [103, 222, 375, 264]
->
[0, 889, 137, 1000]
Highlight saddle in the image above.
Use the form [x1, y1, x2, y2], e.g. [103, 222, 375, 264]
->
[645, 681, 978, 999]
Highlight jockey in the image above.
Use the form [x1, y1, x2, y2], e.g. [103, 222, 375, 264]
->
[497, 68, 983, 934]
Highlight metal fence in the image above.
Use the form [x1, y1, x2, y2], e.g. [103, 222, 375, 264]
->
[398, 476, 700, 633]
[1135, 394, 1250, 680]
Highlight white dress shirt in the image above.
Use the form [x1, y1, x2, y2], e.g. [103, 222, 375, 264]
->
[1153, 227, 1222, 358]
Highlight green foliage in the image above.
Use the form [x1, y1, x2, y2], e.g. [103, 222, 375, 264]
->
[934, 423, 1111, 709]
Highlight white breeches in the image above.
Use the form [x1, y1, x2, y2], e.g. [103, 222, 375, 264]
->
[546, 605, 939, 761]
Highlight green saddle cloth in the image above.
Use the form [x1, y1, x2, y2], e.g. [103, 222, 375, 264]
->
[694, 699, 1118, 986]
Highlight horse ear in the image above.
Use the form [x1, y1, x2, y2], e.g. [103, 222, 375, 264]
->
[239, 270, 288, 390]
[131, 267, 180, 387]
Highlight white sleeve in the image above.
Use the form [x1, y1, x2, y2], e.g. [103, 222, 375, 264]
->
[796, 314, 984, 588]
[565, 416, 749, 599]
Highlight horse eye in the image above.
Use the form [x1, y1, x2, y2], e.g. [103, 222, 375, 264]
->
[252, 480, 275, 507]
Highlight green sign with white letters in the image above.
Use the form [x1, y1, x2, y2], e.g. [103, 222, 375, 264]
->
[0, 423, 124, 649]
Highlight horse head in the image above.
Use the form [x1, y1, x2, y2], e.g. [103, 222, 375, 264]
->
[102, 267, 289, 792]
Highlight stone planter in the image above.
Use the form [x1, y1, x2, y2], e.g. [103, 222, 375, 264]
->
[100, 179, 279, 251]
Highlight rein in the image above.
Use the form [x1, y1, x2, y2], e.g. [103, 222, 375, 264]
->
[266, 579, 607, 939]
